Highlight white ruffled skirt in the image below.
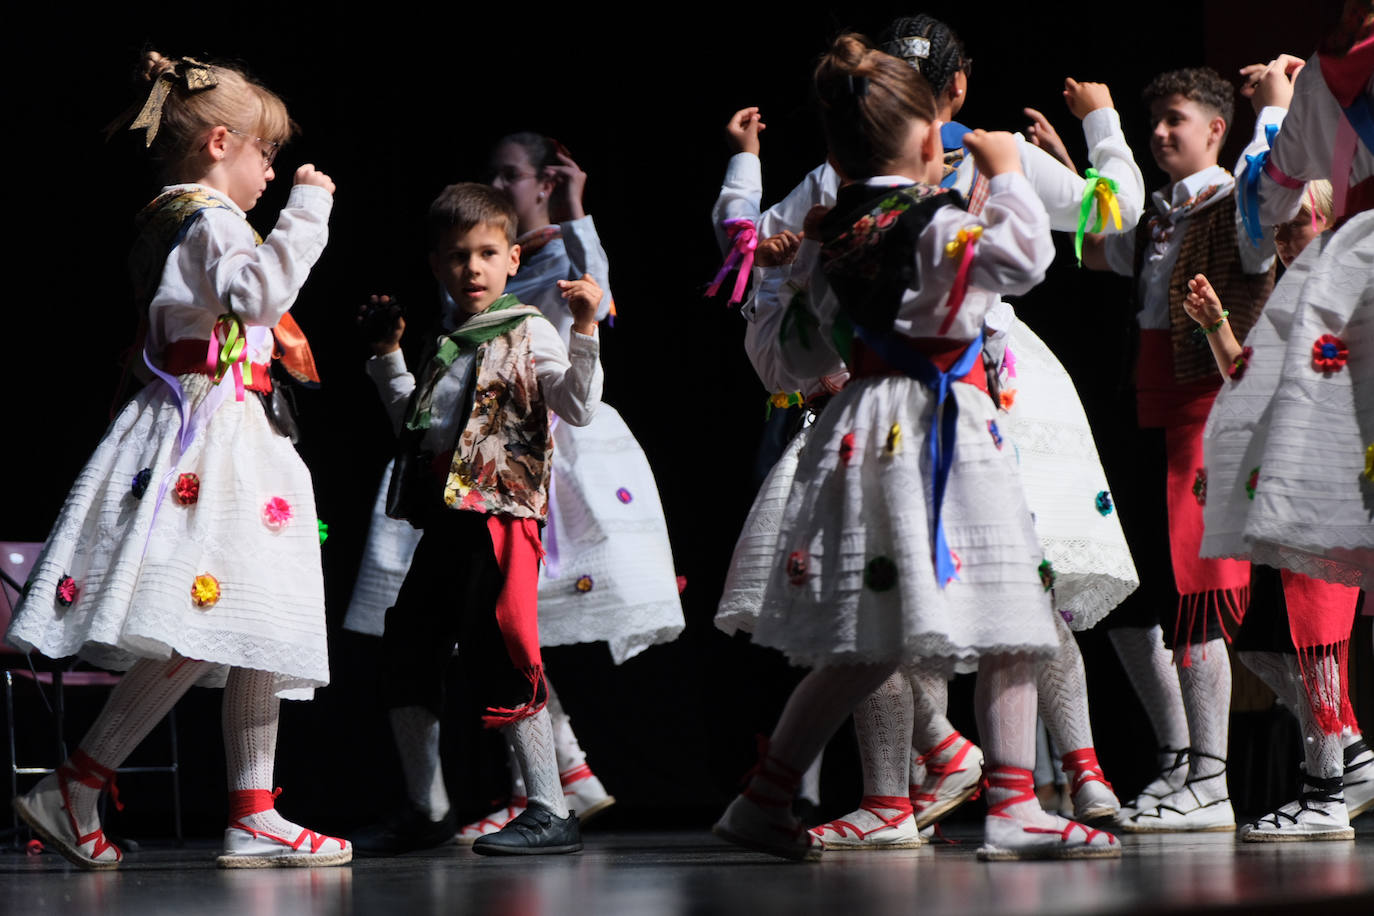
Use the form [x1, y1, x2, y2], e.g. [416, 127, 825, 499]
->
[1202, 213, 1374, 587]
[6, 375, 329, 698]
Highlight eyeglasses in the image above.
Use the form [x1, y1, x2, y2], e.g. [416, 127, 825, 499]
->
[487, 166, 538, 184]
[227, 128, 281, 168]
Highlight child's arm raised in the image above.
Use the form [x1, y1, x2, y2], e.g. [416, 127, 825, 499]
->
[1183, 273, 1246, 378]
[535, 274, 604, 427]
[359, 293, 416, 435]
[711, 107, 767, 255]
[952, 130, 1055, 296]
[183, 164, 336, 329]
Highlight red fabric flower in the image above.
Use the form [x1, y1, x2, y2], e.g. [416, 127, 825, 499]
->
[1228, 346, 1253, 381]
[56, 575, 78, 607]
[174, 473, 200, 505]
[839, 432, 856, 465]
[786, 551, 809, 585]
[1311, 334, 1348, 373]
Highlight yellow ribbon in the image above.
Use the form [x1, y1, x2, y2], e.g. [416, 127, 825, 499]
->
[1075, 169, 1121, 265]
[211, 313, 253, 393]
[944, 225, 983, 260]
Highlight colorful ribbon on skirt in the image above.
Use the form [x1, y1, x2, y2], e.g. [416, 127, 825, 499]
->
[852, 327, 985, 587]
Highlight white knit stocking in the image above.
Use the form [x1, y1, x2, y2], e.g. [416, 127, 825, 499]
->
[976, 653, 1060, 830]
[64, 656, 210, 838]
[852, 671, 914, 797]
[1109, 625, 1190, 750]
[545, 676, 588, 778]
[503, 708, 567, 817]
[1038, 615, 1095, 752]
[1238, 650, 1303, 711]
[1286, 654, 1344, 781]
[389, 705, 451, 820]
[908, 668, 953, 754]
[758, 663, 896, 803]
[1175, 640, 1230, 803]
[224, 667, 314, 837]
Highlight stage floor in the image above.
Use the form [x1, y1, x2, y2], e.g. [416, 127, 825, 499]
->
[3, 824, 1373, 915]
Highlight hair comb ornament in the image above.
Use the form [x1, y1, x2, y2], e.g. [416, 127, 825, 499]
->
[129, 56, 218, 147]
[895, 36, 932, 63]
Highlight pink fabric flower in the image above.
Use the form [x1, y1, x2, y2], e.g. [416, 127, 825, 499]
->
[262, 497, 292, 530]
[56, 575, 78, 607]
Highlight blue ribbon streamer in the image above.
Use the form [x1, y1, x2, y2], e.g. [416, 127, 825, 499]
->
[852, 326, 985, 588]
[1343, 95, 1374, 156]
[1241, 124, 1280, 246]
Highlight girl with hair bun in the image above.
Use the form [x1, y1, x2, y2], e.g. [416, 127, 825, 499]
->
[7, 51, 348, 869]
[714, 16, 1143, 852]
[712, 33, 1119, 862]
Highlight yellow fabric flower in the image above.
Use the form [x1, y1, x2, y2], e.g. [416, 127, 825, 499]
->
[191, 574, 220, 609]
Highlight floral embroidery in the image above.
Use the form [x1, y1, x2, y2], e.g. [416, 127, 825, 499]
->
[1192, 468, 1207, 506]
[864, 556, 898, 592]
[885, 423, 902, 457]
[174, 473, 200, 505]
[191, 574, 220, 608]
[839, 432, 857, 465]
[56, 575, 78, 607]
[1246, 466, 1260, 500]
[131, 468, 152, 499]
[1038, 559, 1056, 592]
[1095, 491, 1113, 516]
[1311, 334, 1348, 373]
[616, 488, 633, 504]
[1228, 346, 1253, 381]
[987, 420, 1003, 450]
[262, 498, 292, 530]
[786, 551, 809, 585]
[575, 575, 594, 593]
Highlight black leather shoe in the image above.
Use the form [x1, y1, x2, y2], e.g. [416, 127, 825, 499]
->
[351, 806, 459, 856]
[471, 802, 582, 856]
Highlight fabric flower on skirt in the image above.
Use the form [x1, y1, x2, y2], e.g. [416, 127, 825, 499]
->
[262, 497, 292, 530]
[575, 575, 594, 593]
[1095, 490, 1113, 516]
[1192, 468, 1207, 506]
[1311, 334, 1348, 373]
[174, 473, 200, 505]
[191, 574, 220, 609]
[1246, 467, 1260, 500]
[131, 468, 153, 499]
[56, 575, 78, 607]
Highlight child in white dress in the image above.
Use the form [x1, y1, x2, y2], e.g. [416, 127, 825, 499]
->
[6, 52, 347, 869]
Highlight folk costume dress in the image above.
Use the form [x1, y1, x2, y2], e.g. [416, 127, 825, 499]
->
[715, 110, 1141, 637]
[346, 217, 683, 664]
[6, 184, 334, 698]
[748, 173, 1060, 673]
[1206, 46, 1374, 592]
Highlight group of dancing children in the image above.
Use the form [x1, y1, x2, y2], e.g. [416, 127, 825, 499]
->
[5, 2, 1372, 872]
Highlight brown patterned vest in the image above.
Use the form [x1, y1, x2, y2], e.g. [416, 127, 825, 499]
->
[441, 321, 552, 521]
[1133, 188, 1275, 385]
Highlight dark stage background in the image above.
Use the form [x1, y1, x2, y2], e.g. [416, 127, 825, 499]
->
[4, 3, 1369, 841]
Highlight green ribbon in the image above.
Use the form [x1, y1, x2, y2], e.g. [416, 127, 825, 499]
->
[1074, 168, 1121, 266]
[317, 519, 329, 545]
[211, 313, 251, 388]
[403, 295, 542, 431]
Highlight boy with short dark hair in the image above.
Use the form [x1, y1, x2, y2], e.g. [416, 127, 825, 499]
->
[1082, 67, 1276, 834]
[364, 182, 604, 854]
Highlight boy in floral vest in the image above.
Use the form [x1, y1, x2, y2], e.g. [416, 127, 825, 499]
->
[364, 182, 603, 854]
[1082, 67, 1275, 833]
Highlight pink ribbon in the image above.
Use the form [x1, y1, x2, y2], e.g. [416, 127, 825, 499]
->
[706, 218, 758, 306]
[938, 233, 980, 336]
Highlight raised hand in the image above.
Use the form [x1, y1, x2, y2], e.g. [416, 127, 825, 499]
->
[294, 164, 336, 195]
[546, 141, 587, 223]
[756, 230, 801, 268]
[1063, 77, 1113, 120]
[1184, 274, 1225, 327]
[963, 129, 1022, 178]
[358, 294, 405, 355]
[1240, 54, 1305, 112]
[558, 273, 604, 335]
[726, 106, 767, 156]
[1024, 107, 1074, 170]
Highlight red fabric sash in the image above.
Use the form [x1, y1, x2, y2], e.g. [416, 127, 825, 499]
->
[1163, 416, 1250, 612]
[1280, 568, 1360, 649]
[1134, 330, 1218, 428]
[162, 339, 273, 393]
[480, 515, 547, 728]
[850, 336, 989, 396]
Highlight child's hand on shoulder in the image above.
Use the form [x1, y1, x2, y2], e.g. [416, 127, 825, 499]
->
[1063, 78, 1113, 120]
[726, 107, 766, 156]
[1023, 107, 1074, 170]
[358, 294, 405, 356]
[294, 164, 336, 195]
[1184, 274, 1225, 327]
[963, 130, 1021, 178]
[559, 273, 604, 336]
[756, 230, 801, 268]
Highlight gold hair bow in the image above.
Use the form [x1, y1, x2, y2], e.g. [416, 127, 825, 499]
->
[128, 57, 217, 147]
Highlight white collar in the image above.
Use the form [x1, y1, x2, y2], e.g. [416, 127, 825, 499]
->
[1152, 165, 1231, 215]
